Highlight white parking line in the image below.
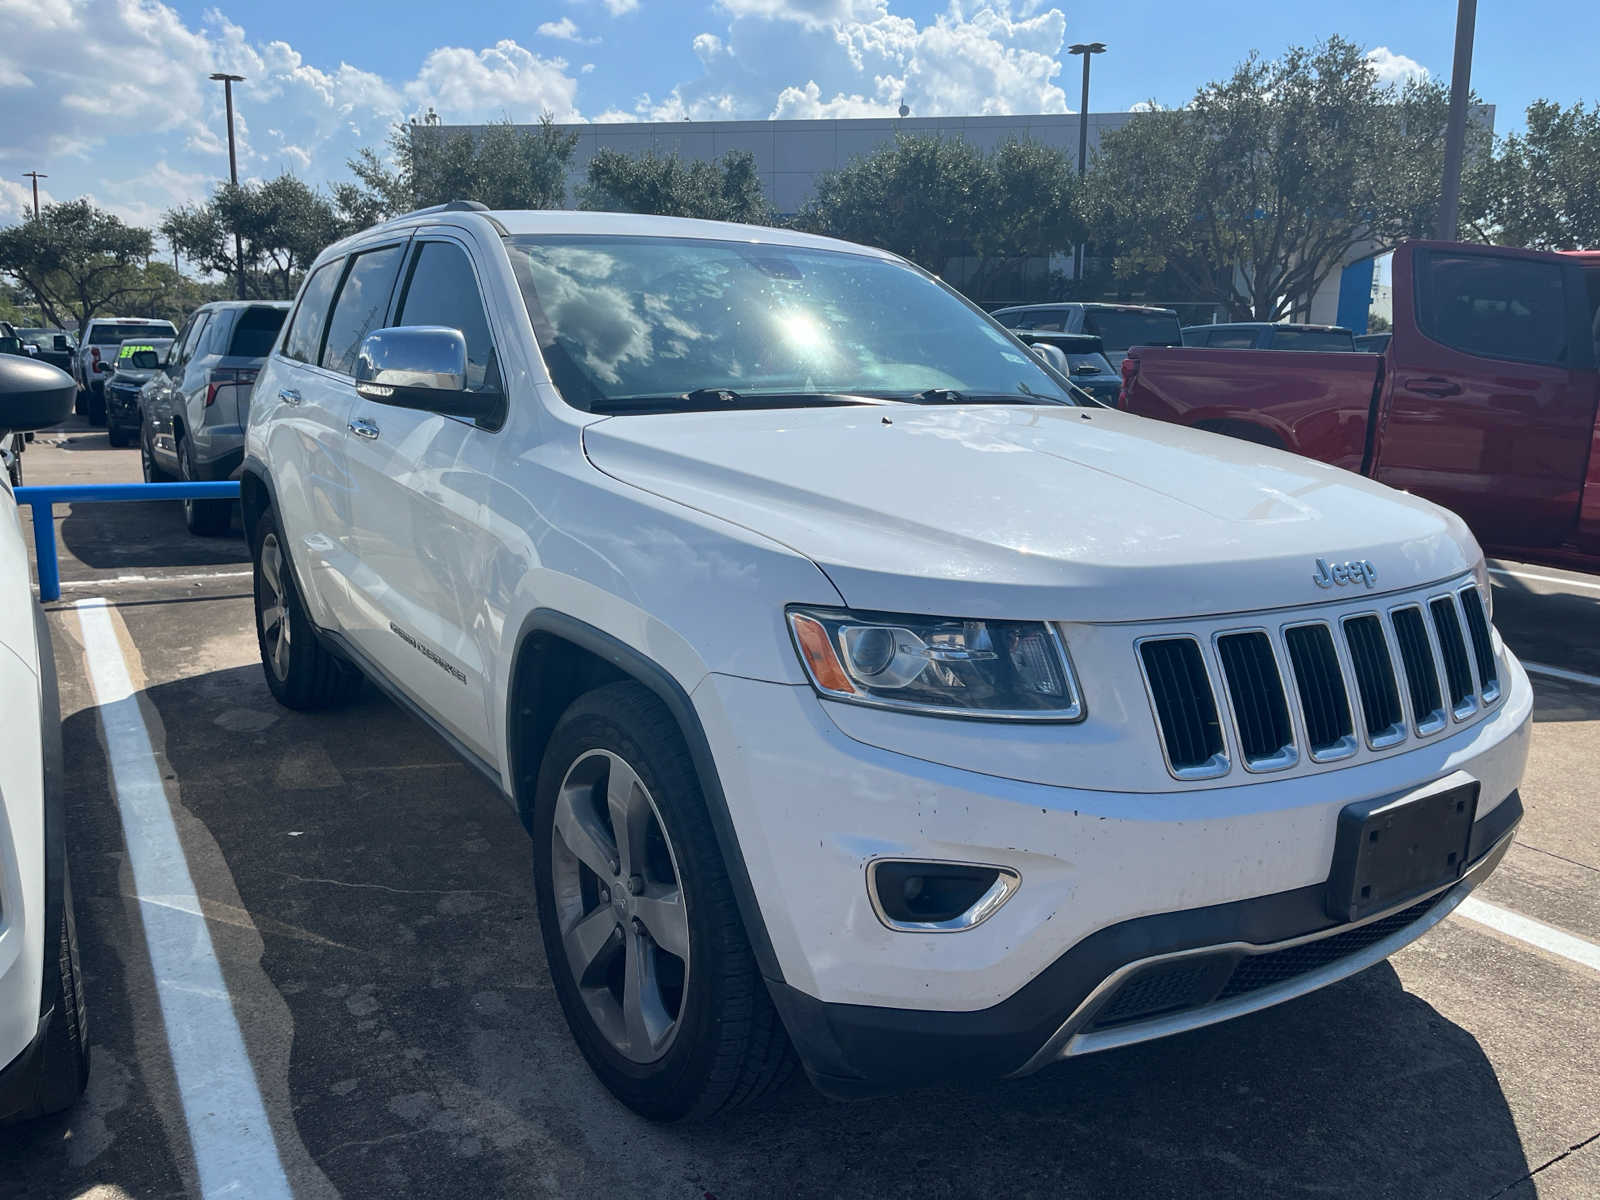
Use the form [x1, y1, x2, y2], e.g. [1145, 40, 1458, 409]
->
[1456, 897, 1600, 974]
[1488, 567, 1600, 593]
[74, 598, 291, 1199]
[59, 569, 254, 590]
[1522, 661, 1600, 689]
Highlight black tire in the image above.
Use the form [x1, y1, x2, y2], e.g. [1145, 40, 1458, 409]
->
[86, 386, 106, 427]
[179, 438, 232, 537]
[7, 453, 21, 489]
[140, 421, 172, 483]
[106, 423, 132, 449]
[533, 681, 794, 1122]
[12, 862, 91, 1120]
[73, 389, 85, 417]
[252, 507, 363, 710]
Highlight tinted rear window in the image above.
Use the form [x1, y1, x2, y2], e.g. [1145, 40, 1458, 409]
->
[1271, 329, 1354, 351]
[229, 307, 289, 357]
[1417, 253, 1569, 366]
[1083, 310, 1182, 352]
[89, 322, 174, 344]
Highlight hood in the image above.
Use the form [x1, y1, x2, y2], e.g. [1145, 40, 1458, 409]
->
[110, 368, 158, 383]
[582, 405, 1479, 622]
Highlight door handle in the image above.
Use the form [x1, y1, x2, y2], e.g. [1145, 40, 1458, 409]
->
[1404, 378, 1462, 398]
[348, 417, 381, 440]
[278, 388, 302, 406]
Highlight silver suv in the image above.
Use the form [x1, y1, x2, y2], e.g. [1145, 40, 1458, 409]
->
[140, 301, 289, 534]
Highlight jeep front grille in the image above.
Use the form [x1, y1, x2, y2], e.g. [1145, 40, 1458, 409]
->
[1134, 580, 1502, 782]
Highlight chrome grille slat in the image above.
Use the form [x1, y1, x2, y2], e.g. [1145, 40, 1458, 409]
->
[1135, 574, 1503, 783]
[1215, 632, 1295, 770]
[1429, 595, 1477, 719]
[1282, 623, 1356, 761]
[1390, 606, 1446, 735]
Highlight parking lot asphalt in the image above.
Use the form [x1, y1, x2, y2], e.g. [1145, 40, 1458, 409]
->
[1, 418, 1596, 1200]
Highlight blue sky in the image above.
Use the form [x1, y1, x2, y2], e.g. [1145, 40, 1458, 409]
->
[2, 0, 1596, 234]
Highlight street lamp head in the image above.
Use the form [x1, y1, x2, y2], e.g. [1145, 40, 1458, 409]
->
[1067, 42, 1107, 56]
[209, 72, 245, 82]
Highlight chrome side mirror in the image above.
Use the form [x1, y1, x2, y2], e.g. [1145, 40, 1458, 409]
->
[354, 326, 498, 421]
[1030, 343, 1070, 375]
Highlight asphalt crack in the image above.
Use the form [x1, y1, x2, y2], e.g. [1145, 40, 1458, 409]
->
[1482, 1127, 1600, 1198]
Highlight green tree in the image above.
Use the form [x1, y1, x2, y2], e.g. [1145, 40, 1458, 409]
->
[577, 148, 773, 223]
[1086, 38, 1486, 320]
[348, 116, 579, 216]
[162, 174, 359, 300]
[795, 134, 988, 270]
[1473, 99, 1600, 249]
[0, 199, 155, 330]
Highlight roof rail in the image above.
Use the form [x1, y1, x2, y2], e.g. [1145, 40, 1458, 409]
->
[388, 199, 507, 235]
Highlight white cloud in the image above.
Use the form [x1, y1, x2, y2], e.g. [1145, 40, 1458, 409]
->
[599, 0, 640, 14]
[649, 2, 1069, 121]
[0, 178, 53, 223]
[538, 18, 597, 44]
[407, 40, 580, 122]
[1366, 47, 1429, 85]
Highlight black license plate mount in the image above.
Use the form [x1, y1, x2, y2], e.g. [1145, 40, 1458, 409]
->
[1327, 781, 1478, 922]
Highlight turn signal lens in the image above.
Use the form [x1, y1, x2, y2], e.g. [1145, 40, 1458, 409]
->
[788, 613, 855, 694]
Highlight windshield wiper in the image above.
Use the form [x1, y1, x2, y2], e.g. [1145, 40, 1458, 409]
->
[589, 389, 898, 415]
[907, 388, 1065, 406]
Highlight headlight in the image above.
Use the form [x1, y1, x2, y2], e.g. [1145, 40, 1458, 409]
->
[786, 607, 1084, 720]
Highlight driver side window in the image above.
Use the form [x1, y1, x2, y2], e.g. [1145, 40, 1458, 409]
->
[394, 241, 499, 392]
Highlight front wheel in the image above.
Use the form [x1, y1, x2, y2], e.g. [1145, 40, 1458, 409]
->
[86, 387, 106, 427]
[533, 682, 793, 1121]
[252, 510, 363, 710]
[6, 863, 90, 1121]
[140, 421, 172, 483]
[106, 424, 132, 449]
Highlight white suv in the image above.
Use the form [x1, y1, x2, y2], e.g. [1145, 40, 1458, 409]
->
[243, 204, 1531, 1121]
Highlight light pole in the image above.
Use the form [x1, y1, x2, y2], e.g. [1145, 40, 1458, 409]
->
[209, 71, 247, 298]
[22, 171, 46, 218]
[1437, 0, 1477, 240]
[1067, 42, 1105, 282]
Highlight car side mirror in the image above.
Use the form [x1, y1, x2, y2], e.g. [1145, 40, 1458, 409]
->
[1029, 343, 1070, 375]
[0, 356, 76, 433]
[354, 326, 499, 421]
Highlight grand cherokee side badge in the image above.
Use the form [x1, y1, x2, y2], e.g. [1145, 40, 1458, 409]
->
[1313, 558, 1377, 589]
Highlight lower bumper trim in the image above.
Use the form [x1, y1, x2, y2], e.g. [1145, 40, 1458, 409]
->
[772, 790, 1522, 1097]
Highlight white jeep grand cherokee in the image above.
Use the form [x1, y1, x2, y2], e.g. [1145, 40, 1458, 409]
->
[243, 204, 1530, 1121]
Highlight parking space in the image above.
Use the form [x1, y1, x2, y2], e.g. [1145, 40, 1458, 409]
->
[1, 419, 1597, 1199]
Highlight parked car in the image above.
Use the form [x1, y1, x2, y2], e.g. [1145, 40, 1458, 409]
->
[243, 207, 1528, 1121]
[72, 318, 177, 426]
[140, 301, 289, 535]
[1012, 331, 1123, 405]
[1354, 332, 1392, 353]
[0, 323, 23, 357]
[990, 302, 1183, 362]
[0, 355, 90, 1122]
[15, 330, 75, 374]
[1120, 240, 1600, 572]
[103, 338, 174, 448]
[1182, 322, 1356, 351]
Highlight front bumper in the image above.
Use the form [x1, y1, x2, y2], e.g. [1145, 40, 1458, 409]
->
[692, 652, 1532, 1095]
[105, 383, 142, 426]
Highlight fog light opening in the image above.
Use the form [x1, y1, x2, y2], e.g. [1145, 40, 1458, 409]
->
[869, 859, 1020, 932]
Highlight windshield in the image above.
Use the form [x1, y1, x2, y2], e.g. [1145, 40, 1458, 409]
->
[1082, 309, 1182, 353]
[507, 235, 1075, 411]
[1272, 329, 1355, 351]
[90, 322, 174, 345]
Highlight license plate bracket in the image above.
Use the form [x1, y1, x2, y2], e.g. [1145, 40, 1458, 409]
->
[1327, 781, 1478, 922]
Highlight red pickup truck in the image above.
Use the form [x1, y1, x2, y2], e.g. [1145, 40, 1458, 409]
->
[1120, 241, 1600, 572]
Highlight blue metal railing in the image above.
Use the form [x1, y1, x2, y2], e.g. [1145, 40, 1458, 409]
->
[15, 482, 242, 602]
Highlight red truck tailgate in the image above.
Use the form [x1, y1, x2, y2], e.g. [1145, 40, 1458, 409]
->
[1120, 347, 1383, 473]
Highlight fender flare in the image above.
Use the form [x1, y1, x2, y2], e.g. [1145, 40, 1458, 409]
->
[509, 608, 785, 985]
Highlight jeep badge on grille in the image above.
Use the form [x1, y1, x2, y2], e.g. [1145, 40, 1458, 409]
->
[1312, 558, 1378, 589]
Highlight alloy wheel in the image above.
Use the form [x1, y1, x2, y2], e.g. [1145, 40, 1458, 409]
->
[257, 532, 292, 681]
[550, 749, 690, 1064]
